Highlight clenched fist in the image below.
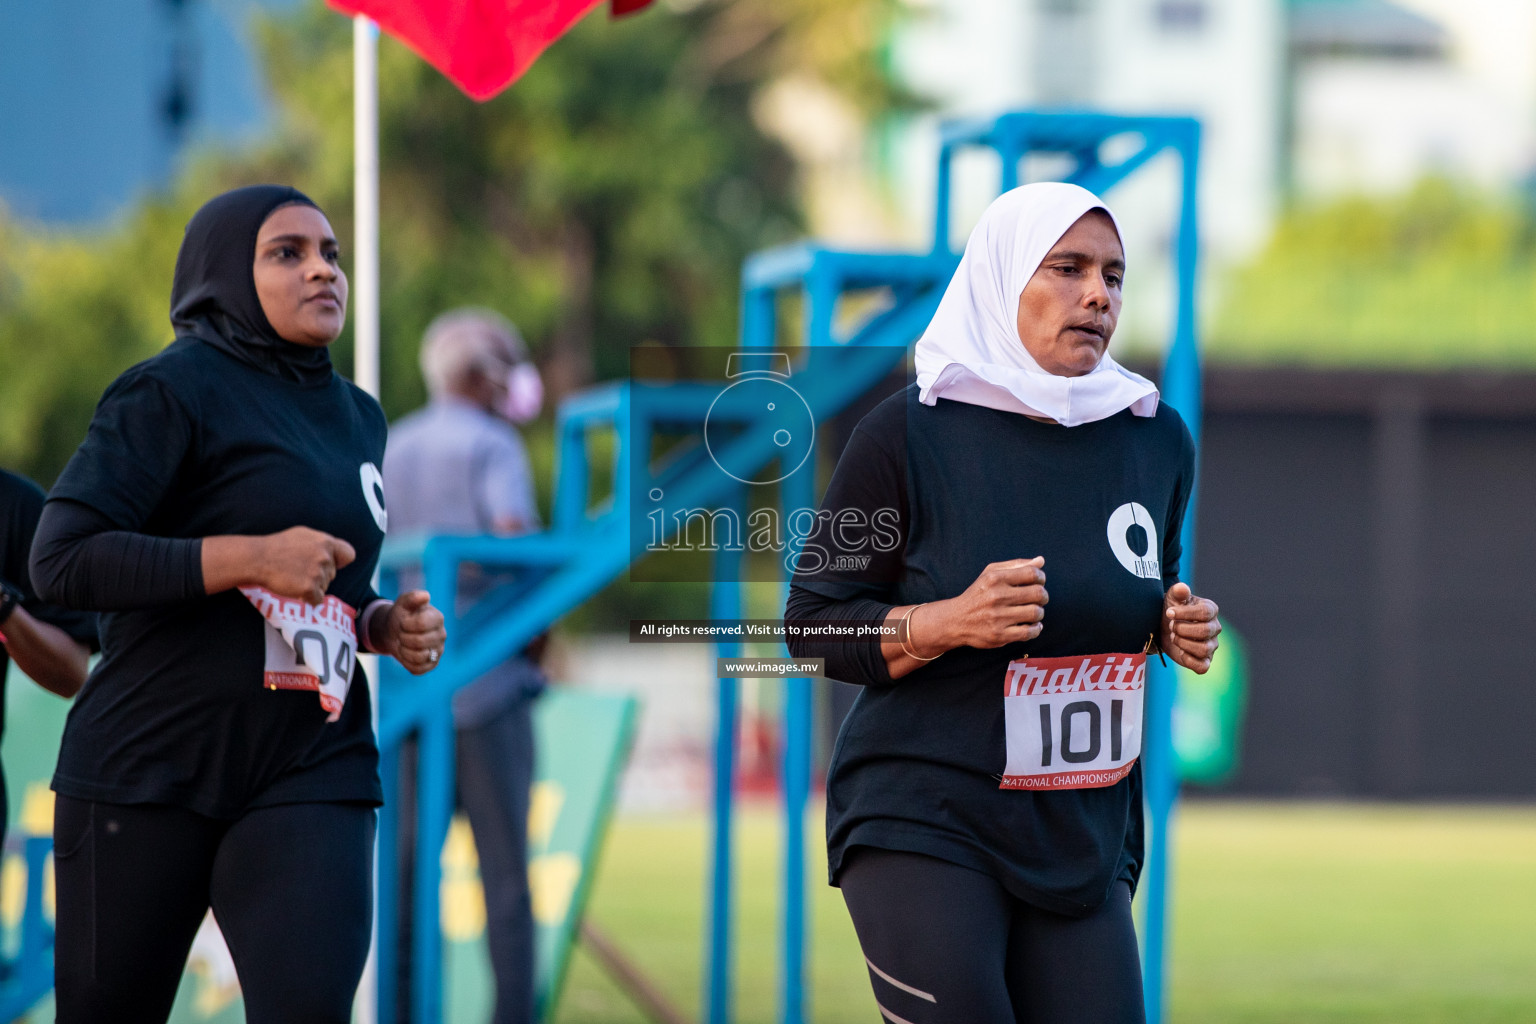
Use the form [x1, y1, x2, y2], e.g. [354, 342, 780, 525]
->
[1159, 582, 1221, 673]
[254, 526, 356, 605]
[888, 557, 1050, 672]
[375, 590, 446, 675]
[940, 556, 1050, 650]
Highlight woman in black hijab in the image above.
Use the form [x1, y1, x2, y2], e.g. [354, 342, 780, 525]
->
[30, 185, 446, 1024]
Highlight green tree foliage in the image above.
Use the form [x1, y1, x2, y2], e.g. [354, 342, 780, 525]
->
[0, 0, 909, 486]
[0, 200, 191, 487]
[1211, 179, 1536, 368]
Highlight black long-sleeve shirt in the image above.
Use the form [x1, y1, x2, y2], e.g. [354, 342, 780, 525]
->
[783, 588, 893, 688]
[788, 384, 1194, 916]
[35, 338, 387, 818]
[31, 500, 202, 610]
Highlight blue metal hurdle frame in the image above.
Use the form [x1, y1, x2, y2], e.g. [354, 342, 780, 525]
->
[371, 109, 1200, 1024]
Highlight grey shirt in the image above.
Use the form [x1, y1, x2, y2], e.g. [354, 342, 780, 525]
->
[384, 397, 544, 726]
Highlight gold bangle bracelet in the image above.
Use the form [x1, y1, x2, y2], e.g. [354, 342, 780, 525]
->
[900, 603, 941, 662]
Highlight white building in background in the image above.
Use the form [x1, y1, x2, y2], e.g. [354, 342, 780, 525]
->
[887, 0, 1285, 350]
[1292, 0, 1536, 197]
[768, 0, 1536, 349]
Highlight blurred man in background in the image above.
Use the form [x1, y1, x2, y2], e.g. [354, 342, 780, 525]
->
[0, 467, 95, 844]
[384, 309, 546, 1024]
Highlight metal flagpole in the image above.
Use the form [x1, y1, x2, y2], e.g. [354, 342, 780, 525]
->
[353, 15, 381, 1024]
[354, 15, 380, 399]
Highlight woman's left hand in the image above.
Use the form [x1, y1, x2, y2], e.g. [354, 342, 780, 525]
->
[1160, 582, 1220, 673]
[380, 590, 446, 675]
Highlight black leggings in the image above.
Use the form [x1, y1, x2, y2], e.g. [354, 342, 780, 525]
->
[52, 796, 375, 1024]
[839, 846, 1145, 1024]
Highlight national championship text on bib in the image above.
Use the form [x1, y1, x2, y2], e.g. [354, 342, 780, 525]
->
[240, 586, 357, 722]
[1001, 652, 1145, 790]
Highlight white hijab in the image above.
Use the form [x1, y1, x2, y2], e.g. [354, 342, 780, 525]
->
[914, 182, 1158, 427]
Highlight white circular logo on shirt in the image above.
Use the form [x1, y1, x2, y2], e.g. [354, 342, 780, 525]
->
[1107, 502, 1159, 579]
[360, 462, 387, 533]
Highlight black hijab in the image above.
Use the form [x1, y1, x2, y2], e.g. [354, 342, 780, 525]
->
[170, 185, 336, 387]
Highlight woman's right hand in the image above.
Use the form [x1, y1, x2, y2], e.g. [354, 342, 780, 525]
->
[203, 527, 355, 604]
[935, 556, 1049, 649]
[884, 557, 1048, 678]
[255, 527, 355, 604]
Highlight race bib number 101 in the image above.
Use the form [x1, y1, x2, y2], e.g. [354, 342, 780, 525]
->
[1001, 653, 1145, 790]
[240, 586, 357, 723]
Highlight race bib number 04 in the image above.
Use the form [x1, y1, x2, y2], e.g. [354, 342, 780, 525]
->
[240, 586, 357, 722]
[1001, 653, 1145, 791]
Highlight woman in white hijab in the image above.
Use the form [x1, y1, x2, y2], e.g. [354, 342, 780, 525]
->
[915, 181, 1160, 424]
[787, 182, 1221, 1024]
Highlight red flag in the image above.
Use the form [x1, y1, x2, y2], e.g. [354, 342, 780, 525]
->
[329, 0, 656, 102]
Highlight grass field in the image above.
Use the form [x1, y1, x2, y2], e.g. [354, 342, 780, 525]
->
[550, 801, 1536, 1024]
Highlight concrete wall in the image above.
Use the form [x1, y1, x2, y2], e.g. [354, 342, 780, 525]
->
[1197, 367, 1536, 798]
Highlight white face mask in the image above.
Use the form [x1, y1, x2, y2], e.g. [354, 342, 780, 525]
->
[499, 362, 543, 424]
